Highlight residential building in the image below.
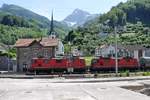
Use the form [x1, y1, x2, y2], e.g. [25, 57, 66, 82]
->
[95, 44, 148, 61]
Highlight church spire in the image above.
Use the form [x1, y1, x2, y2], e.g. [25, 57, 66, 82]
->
[48, 10, 56, 39]
[50, 10, 54, 34]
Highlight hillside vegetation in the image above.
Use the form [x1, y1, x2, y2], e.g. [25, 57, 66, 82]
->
[0, 4, 71, 46]
[64, 0, 150, 55]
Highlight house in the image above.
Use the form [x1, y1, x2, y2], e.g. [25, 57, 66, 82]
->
[14, 12, 64, 72]
[95, 44, 126, 57]
[15, 37, 64, 72]
[95, 44, 149, 61]
[95, 45, 116, 57]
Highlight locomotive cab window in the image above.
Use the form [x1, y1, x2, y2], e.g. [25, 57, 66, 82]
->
[56, 59, 62, 63]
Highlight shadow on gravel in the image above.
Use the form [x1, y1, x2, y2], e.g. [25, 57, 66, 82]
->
[121, 84, 150, 96]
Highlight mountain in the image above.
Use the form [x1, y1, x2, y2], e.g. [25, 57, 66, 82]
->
[0, 4, 50, 28]
[63, 9, 99, 26]
[0, 4, 71, 38]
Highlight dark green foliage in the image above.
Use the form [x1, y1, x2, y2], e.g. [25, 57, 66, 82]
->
[99, 0, 150, 27]
[120, 0, 150, 25]
[64, 30, 74, 43]
[0, 50, 16, 58]
[0, 24, 47, 45]
[64, 27, 105, 55]
[1, 15, 30, 27]
[99, 7, 126, 27]
[0, 4, 50, 28]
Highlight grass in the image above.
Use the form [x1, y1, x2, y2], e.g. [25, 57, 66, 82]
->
[84, 56, 94, 66]
[119, 70, 130, 77]
[118, 71, 150, 77]
[142, 71, 150, 76]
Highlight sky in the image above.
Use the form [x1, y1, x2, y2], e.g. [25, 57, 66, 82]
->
[0, 0, 127, 21]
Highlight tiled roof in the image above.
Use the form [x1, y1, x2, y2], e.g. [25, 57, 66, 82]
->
[40, 37, 58, 47]
[96, 44, 146, 51]
[14, 37, 59, 47]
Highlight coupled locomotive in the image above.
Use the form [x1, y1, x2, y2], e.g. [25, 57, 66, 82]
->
[91, 57, 139, 72]
[29, 56, 86, 73]
[27, 55, 144, 74]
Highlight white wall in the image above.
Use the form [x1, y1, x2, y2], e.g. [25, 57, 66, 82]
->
[134, 50, 139, 60]
[56, 40, 64, 55]
[95, 45, 115, 57]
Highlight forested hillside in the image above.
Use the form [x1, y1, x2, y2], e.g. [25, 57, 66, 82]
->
[64, 0, 150, 55]
[0, 24, 47, 45]
[99, 0, 150, 26]
[0, 4, 70, 46]
[0, 4, 50, 28]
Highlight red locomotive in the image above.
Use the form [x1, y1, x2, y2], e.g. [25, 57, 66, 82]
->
[28, 56, 86, 74]
[91, 56, 139, 72]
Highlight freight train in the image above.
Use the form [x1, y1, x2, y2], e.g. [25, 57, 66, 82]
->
[26, 55, 150, 74]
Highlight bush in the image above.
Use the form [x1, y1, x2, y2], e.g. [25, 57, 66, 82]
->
[142, 71, 150, 76]
[125, 70, 130, 77]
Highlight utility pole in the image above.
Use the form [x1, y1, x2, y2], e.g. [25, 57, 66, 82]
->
[104, 19, 118, 74]
[114, 26, 118, 75]
[7, 43, 10, 73]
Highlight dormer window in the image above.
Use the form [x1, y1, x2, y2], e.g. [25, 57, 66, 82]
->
[50, 32, 56, 39]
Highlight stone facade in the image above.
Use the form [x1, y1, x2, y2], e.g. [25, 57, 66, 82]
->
[16, 43, 56, 72]
[15, 38, 64, 72]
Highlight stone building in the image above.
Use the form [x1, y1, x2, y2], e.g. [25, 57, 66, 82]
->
[15, 37, 64, 72]
[14, 12, 64, 72]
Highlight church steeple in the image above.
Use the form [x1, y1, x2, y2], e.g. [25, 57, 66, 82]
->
[48, 10, 56, 39]
[50, 10, 54, 34]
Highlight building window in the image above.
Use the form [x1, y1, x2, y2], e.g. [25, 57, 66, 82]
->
[56, 47, 58, 51]
[22, 48, 29, 58]
[62, 46, 64, 52]
[32, 48, 39, 57]
[145, 49, 150, 57]
[44, 49, 48, 57]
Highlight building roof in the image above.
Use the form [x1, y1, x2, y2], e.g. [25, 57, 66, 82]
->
[96, 44, 124, 50]
[14, 37, 59, 47]
[120, 44, 146, 51]
[96, 44, 146, 51]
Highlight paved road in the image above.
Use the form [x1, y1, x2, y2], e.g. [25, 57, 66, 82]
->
[0, 78, 150, 100]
